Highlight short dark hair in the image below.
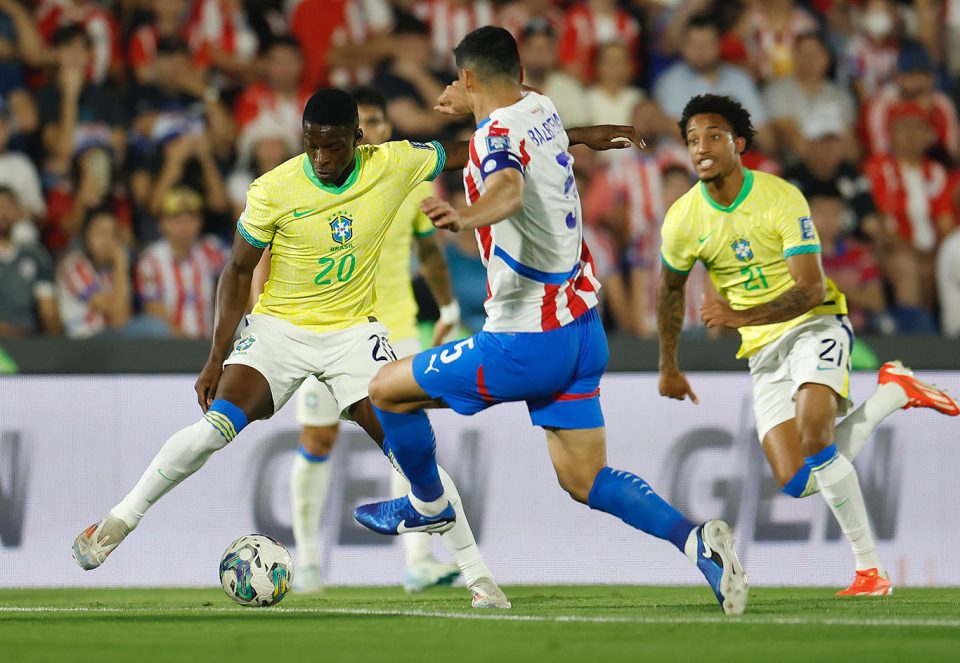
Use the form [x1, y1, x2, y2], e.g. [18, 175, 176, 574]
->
[260, 34, 302, 58]
[156, 37, 189, 56]
[804, 179, 843, 201]
[53, 23, 91, 48]
[302, 88, 359, 128]
[679, 94, 756, 151]
[351, 86, 387, 115]
[453, 26, 521, 81]
[520, 18, 556, 42]
[685, 13, 720, 34]
[393, 12, 431, 37]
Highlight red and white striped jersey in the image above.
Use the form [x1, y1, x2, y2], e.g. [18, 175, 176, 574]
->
[840, 35, 898, 97]
[136, 237, 228, 338]
[329, 0, 394, 87]
[56, 250, 112, 339]
[743, 5, 818, 81]
[464, 91, 600, 333]
[558, 2, 640, 83]
[862, 84, 960, 160]
[36, 0, 121, 84]
[414, 0, 496, 72]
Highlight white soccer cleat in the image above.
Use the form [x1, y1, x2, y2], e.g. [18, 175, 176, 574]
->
[295, 564, 324, 594]
[72, 515, 132, 570]
[403, 558, 460, 593]
[686, 519, 749, 616]
[470, 577, 511, 609]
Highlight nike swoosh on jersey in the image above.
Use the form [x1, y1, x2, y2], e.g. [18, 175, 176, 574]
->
[816, 366, 839, 371]
[698, 232, 714, 243]
[292, 208, 319, 218]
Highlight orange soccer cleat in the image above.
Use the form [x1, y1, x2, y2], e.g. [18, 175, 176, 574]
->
[878, 361, 960, 416]
[836, 568, 893, 597]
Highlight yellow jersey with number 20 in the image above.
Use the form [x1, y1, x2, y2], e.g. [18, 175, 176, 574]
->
[660, 169, 847, 358]
[238, 140, 445, 334]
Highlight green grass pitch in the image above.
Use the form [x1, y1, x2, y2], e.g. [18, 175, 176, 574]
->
[2, 586, 959, 662]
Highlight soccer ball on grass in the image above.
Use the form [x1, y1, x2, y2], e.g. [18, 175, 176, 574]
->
[219, 534, 294, 607]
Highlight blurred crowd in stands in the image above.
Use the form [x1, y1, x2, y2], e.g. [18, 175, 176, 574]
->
[0, 0, 959, 341]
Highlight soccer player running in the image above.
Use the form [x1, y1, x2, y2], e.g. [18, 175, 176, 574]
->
[351, 27, 750, 616]
[71, 87, 641, 609]
[256, 87, 467, 595]
[657, 94, 959, 597]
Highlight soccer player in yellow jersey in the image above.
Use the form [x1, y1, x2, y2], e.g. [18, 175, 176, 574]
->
[657, 94, 959, 596]
[72, 87, 639, 607]
[260, 88, 473, 595]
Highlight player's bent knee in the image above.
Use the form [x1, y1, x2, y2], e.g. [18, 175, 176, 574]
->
[300, 425, 338, 457]
[554, 467, 595, 504]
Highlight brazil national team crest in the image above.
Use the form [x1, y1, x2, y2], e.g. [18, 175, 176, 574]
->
[731, 238, 753, 262]
[330, 214, 353, 245]
[233, 335, 256, 355]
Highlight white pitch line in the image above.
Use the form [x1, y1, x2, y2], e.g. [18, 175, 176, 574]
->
[1, 606, 959, 628]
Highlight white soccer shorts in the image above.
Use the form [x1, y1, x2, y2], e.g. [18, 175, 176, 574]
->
[748, 314, 855, 443]
[223, 313, 397, 420]
[294, 336, 424, 427]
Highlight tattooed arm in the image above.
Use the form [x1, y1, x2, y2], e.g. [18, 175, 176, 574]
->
[657, 266, 699, 403]
[700, 253, 826, 329]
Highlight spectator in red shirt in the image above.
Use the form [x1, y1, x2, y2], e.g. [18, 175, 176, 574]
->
[136, 187, 227, 339]
[559, 0, 640, 84]
[840, 0, 902, 103]
[861, 41, 959, 163]
[56, 207, 132, 339]
[36, 0, 121, 84]
[415, 0, 496, 74]
[807, 181, 888, 333]
[863, 101, 955, 330]
[127, 0, 198, 86]
[233, 36, 311, 147]
[739, 0, 819, 83]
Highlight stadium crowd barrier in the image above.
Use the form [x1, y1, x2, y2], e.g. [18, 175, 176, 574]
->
[1, 372, 957, 588]
[1, 334, 959, 373]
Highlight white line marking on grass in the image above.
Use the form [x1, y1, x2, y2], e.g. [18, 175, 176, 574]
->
[1, 606, 959, 628]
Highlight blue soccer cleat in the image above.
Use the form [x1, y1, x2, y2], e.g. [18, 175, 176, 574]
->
[686, 519, 749, 615]
[354, 496, 456, 535]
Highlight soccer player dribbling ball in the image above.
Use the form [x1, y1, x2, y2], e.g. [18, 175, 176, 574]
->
[352, 27, 750, 616]
[71, 85, 647, 608]
[657, 93, 959, 597]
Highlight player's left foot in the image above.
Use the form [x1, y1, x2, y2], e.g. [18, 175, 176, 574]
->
[878, 360, 959, 416]
[685, 520, 749, 616]
[836, 568, 893, 597]
[72, 515, 131, 570]
[354, 496, 456, 535]
[404, 559, 460, 593]
[470, 577, 511, 609]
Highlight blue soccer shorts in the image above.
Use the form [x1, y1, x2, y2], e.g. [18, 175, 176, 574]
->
[412, 307, 608, 429]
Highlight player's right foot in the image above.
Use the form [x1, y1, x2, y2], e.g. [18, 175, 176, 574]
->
[404, 559, 460, 593]
[470, 578, 511, 609]
[685, 520, 749, 616]
[836, 568, 892, 596]
[295, 564, 324, 593]
[72, 516, 131, 570]
[879, 360, 959, 416]
[354, 496, 456, 535]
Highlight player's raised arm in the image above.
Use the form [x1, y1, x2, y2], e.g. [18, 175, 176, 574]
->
[420, 168, 524, 233]
[195, 232, 264, 411]
[656, 266, 698, 404]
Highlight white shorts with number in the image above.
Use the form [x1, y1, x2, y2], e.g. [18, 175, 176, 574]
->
[295, 335, 423, 427]
[749, 314, 855, 443]
[223, 313, 397, 421]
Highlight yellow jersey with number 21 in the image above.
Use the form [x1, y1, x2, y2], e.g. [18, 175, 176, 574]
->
[660, 169, 847, 358]
[238, 140, 445, 334]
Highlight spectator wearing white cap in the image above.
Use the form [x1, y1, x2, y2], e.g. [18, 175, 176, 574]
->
[226, 118, 299, 220]
[763, 32, 857, 160]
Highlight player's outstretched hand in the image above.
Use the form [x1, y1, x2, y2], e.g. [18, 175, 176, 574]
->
[659, 369, 699, 404]
[568, 125, 647, 151]
[434, 81, 471, 117]
[700, 293, 745, 329]
[420, 196, 464, 232]
[195, 360, 223, 413]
